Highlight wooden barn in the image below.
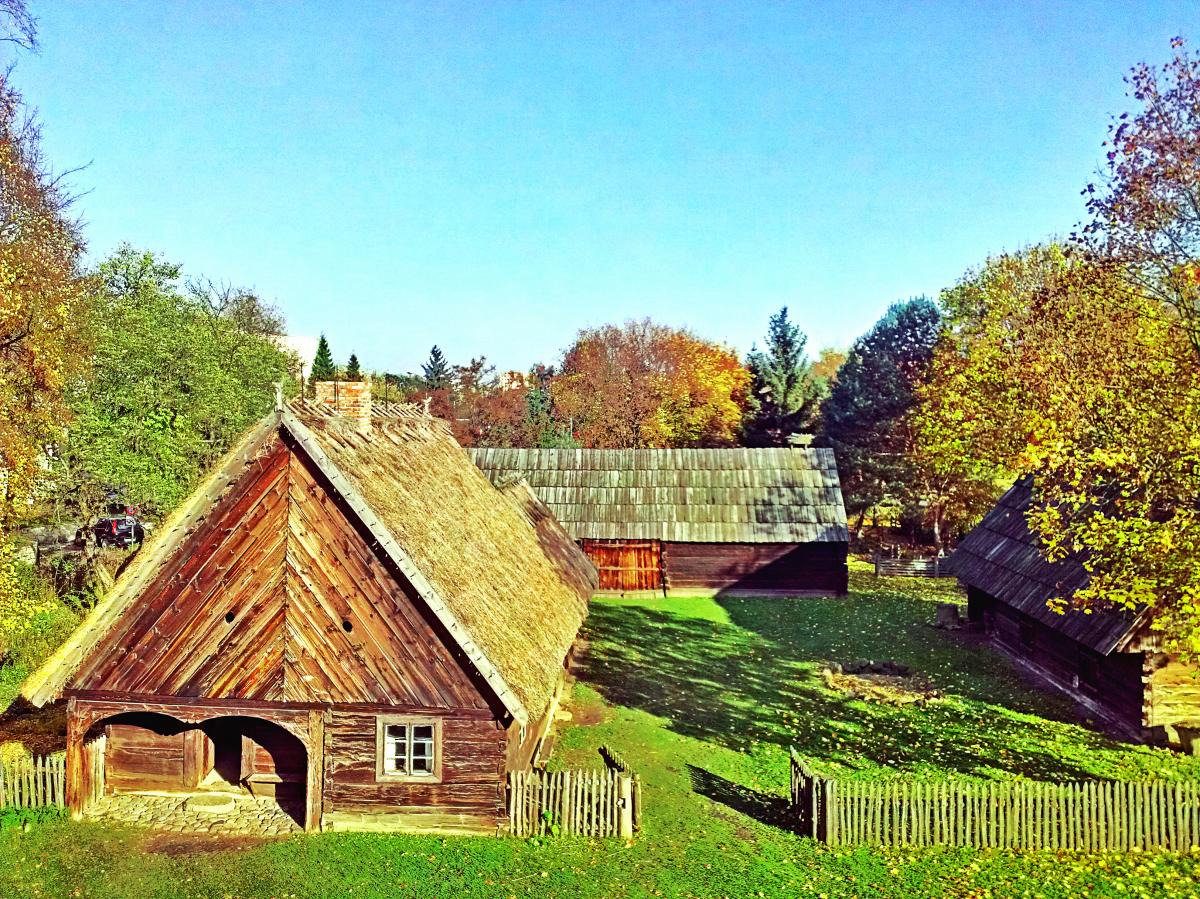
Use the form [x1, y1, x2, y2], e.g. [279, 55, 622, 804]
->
[21, 382, 595, 833]
[952, 477, 1200, 751]
[469, 448, 849, 596]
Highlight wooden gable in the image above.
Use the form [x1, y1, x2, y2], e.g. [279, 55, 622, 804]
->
[69, 432, 492, 712]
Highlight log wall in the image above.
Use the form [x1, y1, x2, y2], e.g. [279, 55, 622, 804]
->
[1146, 655, 1200, 743]
[323, 710, 507, 834]
[662, 541, 848, 595]
[970, 589, 1146, 735]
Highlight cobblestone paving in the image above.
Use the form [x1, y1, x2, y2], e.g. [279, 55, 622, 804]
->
[86, 792, 302, 835]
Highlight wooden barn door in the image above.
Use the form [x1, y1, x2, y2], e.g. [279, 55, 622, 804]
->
[582, 540, 663, 591]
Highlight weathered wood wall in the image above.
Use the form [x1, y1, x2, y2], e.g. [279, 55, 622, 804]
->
[581, 540, 663, 592]
[1146, 655, 1200, 743]
[104, 721, 187, 793]
[322, 710, 507, 834]
[68, 438, 493, 713]
[663, 541, 848, 595]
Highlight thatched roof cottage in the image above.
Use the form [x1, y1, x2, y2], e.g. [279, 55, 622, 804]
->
[22, 382, 595, 833]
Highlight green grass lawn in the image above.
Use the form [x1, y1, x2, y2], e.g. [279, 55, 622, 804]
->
[1, 571, 1199, 898]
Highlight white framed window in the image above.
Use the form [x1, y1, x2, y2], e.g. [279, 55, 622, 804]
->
[375, 717, 441, 782]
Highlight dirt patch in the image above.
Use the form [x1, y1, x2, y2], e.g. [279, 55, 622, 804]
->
[0, 698, 66, 755]
[142, 831, 276, 856]
[822, 663, 940, 706]
[564, 694, 610, 727]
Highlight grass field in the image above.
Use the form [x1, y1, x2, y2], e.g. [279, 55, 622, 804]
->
[1, 570, 1198, 898]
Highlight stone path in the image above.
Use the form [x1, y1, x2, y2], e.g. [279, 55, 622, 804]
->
[86, 792, 302, 836]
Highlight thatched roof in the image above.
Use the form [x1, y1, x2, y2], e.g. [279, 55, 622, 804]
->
[24, 400, 591, 726]
[469, 447, 848, 543]
[949, 477, 1142, 655]
[497, 477, 599, 601]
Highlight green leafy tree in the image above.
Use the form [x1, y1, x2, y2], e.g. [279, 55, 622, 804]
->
[344, 353, 362, 381]
[744, 307, 821, 446]
[51, 245, 293, 517]
[820, 298, 942, 540]
[422, 345, 452, 390]
[308, 334, 336, 387]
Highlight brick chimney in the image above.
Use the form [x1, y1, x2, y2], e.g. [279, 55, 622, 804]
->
[313, 380, 372, 431]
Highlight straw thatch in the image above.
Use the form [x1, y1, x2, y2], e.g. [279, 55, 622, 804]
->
[24, 400, 591, 725]
[469, 447, 848, 543]
[950, 477, 1142, 655]
[497, 477, 599, 602]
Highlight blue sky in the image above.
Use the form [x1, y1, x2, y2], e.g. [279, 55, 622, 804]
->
[13, 1, 1199, 374]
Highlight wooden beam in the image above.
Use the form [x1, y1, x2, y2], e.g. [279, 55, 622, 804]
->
[305, 708, 326, 832]
[65, 697, 84, 820]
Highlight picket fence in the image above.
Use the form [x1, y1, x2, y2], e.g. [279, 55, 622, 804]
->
[0, 752, 66, 809]
[509, 747, 639, 838]
[791, 750, 1200, 850]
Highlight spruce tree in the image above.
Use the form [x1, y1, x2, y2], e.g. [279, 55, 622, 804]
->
[421, 345, 452, 390]
[744, 307, 820, 445]
[345, 353, 362, 381]
[308, 333, 336, 389]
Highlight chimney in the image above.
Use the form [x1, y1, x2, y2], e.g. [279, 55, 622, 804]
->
[313, 380, 372, 432]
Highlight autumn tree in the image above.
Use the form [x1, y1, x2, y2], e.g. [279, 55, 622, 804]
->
[308, 333, 335, 386]
[1022, 38, 1200, 652]
[744, 307, 821, 445]
[820, 298, 941, 540]
[553, 320, 750, 448]
[0, 67, 91, 530]
[1079, 36, 1200, 360]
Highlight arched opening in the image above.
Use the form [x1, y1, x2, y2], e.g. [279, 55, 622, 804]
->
[85, 712, 307, 830]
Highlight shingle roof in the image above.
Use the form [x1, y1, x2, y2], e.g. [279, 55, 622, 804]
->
[468, 447, 848, 544]
[949, 477, 1141, 655]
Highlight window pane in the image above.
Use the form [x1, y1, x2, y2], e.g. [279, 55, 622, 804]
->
[384, 724, 409, 774]
[412, 725, 434, 773]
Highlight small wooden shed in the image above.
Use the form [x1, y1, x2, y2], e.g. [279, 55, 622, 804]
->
[469, 448, 849, 596]
[952, 477, 1200, 750]
[21, 384, 595, 833]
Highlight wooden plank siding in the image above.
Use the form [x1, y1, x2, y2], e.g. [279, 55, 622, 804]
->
[663, 542, 848, 595]
[68, 437, 491, 712]
[969, 588, 1149, 739]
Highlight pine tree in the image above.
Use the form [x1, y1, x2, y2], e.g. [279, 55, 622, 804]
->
[345, 352, 362, 381]
[422, 345, 452, 390]
[744, 307, 820, 445]
[308, 333, 336, 388]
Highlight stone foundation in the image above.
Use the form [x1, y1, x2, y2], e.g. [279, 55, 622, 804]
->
[85, 792, 302, 836]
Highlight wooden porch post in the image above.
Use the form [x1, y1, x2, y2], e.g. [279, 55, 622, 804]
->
[305, 709, 325, 832]
[64, 697, 85, 820]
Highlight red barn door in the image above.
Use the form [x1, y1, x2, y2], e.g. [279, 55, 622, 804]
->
[581, 539, 663, 591]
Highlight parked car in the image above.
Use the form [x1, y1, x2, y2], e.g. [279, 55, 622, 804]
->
[91, 501, 145, 548]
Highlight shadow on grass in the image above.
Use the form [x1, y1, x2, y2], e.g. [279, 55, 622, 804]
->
[581, 600, 1122, 782]
[687, 765, 792, 828]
